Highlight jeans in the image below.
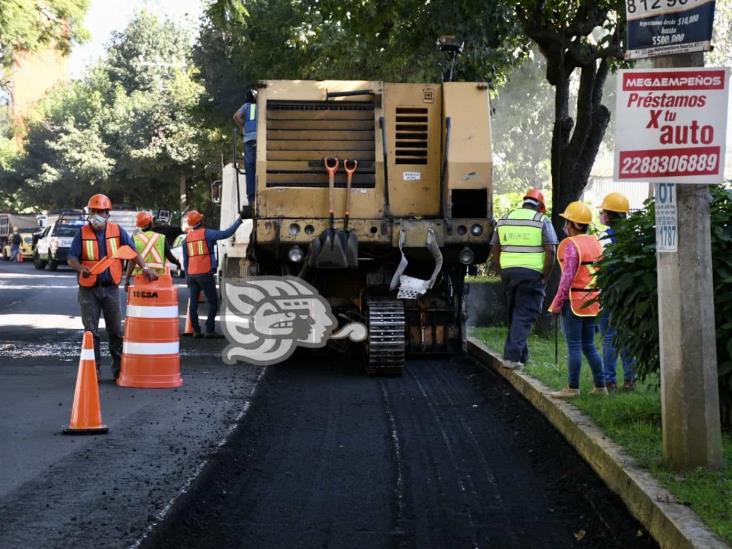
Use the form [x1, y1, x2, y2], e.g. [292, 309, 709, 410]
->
[187, 273, 219, 333]
[502, 268, 545, 363]
[78, 285, 123, 371]
[10, 244, 19, 261]
[244, 140, 256, 205]
[598, 310, 635, 384]
[561, 303, 604, 388]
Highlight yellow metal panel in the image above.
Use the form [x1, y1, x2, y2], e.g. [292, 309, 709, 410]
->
[443, 83, 493, 191]
[383, 84, 441, 217]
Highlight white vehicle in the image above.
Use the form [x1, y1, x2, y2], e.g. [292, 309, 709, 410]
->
[216, 162, 253, 284]
[170, 233, 186, 278]
[34, 215, 86, 271]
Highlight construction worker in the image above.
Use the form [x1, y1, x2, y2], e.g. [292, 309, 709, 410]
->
[491, 188, 557, 368]
[124, 211, 182, 291]
[9, 227, 21, 262]
[548, 201, 606, 398]
[597, 192, 636, 391]
[183, 209, 245, 338]
[68, 194, 158, 380]
[232, 88, 257, 218]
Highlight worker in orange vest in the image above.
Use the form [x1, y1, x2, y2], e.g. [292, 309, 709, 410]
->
[183, 209, 244, 338]
[68, 194, 157, 379]
[547, 201, 606, 398]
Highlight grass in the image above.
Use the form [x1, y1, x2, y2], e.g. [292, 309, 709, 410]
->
[471, 325, 732, 545]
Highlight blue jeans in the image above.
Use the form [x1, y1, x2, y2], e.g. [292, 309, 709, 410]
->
[502, 268, 545, 363]
[187, 273, 219, 334]
[598, 310, 635, 385]
[561, 303, 604, 388]
[10, 244, 19, 261]
[244, 140, 256, 204]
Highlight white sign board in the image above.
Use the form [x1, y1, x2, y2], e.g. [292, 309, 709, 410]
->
[655, 183, 678, 252]
[625, 0, 716, 59]
[614, 67, 730, 183]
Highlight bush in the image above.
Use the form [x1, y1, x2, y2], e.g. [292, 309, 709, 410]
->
[597, 185, 732, 428]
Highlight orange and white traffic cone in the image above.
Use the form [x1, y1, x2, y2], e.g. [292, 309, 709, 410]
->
[181, 298, 194, 337]
[63, 331, 108, 435]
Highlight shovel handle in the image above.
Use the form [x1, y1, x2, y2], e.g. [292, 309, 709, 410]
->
[344, 159, 357, 229]
[324, 157, 338, 222]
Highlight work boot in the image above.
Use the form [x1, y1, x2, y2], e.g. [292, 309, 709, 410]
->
[550, 386, 580, 399]
[501, 360, 523, 370]
[623, 380, 636, 392]
[112, 366, 121, 381]
[590, 386, 608, 396]
[193, 332, 204, 339]
[606, 382, 617, 393]
[205, 332, 225, 339]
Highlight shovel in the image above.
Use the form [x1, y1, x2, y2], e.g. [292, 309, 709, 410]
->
[315, 157, 348, 268]
[89, 245, 138, 275]
[342, 159, 359, 268]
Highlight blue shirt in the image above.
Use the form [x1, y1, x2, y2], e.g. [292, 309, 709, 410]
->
[182, 219, 242, 275]
[68, 223, 136, 283]
[237, 102, 257, 143]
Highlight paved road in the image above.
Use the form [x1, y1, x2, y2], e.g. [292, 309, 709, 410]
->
[0, 260, 261, 549]
[147, 356, 658, 549]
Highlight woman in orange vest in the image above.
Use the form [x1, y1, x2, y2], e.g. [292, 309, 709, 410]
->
[547, 201, 606, 398]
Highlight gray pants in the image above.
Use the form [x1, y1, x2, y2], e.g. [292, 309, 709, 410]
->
[78, 285, 123, 372]
[502, 268, 545, 363]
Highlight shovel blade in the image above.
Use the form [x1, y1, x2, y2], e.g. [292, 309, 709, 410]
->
[315, 229, 348, 269]
[113, 245, 138, 260]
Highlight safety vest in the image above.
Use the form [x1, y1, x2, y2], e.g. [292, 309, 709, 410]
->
[497, 208, 547, 272]
[243, 102, 257, 142]
[79, 222, 123, 287]
[557, 234, 603, 317]
[132, 231, 166, 274]
[186, 228, 212, 275]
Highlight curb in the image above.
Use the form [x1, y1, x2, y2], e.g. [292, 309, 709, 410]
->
[467, 337, 728, 549]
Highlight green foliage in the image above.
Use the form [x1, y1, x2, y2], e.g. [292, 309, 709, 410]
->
[0, 0, 89, 76]
[597, 186, 732, 426]
[1, 11, 212, 211]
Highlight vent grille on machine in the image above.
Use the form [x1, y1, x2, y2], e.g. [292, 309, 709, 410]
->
[394, 107, 428, 165]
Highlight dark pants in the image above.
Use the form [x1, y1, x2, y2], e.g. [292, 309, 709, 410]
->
[561, 303, 604, 388]
[187, 273, 219, 334]
[244, 140, 256, 204]
[78, 285, 123, 372]
[502, 268, 545, 363]
[10, 244, 19, 261]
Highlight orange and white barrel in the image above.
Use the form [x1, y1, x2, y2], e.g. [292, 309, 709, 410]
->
[118, 273, 183, 388]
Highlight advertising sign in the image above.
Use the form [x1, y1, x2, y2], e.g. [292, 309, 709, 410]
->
[625, 0, 716, 59]
[614, 67, 730, 183]
[655, 183, 678, 252]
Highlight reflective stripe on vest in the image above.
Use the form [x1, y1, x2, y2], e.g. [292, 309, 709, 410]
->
[186, 228, 212, 275]
[79, 222, 123, 287]
[132, 231, 166, 274]
[244, 102, 257, 142]
[497, 208, 546, 272]
[557, 234, 603, 317]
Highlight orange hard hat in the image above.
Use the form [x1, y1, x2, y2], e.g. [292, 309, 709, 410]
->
[523, 188, 546, 213]
[187, 210, 203, 227]
[87, 193, 112, 210]
[136, 211, 154, 228]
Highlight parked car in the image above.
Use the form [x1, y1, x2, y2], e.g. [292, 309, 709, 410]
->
[2, 229, 34, 261]
[34, 217, 85, 271]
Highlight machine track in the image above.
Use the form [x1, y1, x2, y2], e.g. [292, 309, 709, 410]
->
[366, 298, 406, 375]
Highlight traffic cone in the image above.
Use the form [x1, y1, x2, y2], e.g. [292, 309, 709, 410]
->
[63, 331, 108, 435]
[17, 252, 23, 263]
[181, 298, 194, 336]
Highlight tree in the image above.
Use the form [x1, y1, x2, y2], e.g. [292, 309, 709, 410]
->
[512, 0, 625, 232]
[0, 0, 89, 88]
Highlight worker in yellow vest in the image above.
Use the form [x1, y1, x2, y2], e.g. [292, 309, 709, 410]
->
[547, 201, 606, 398]
[491, 188, 558, 369]
[124, 211, 182, 291]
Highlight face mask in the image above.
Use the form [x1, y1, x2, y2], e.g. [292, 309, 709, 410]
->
[89, 213, 107, 228]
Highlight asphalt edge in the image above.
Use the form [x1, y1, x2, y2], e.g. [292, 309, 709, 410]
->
[467, 337, 729, 549]
[128, 365, 267, 549]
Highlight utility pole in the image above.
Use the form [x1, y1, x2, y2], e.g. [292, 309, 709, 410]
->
[653, 52, 722, 470]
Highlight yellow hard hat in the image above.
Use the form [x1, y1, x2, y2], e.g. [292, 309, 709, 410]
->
[599, 192, 630, 214]
[559, 201, 592, 225]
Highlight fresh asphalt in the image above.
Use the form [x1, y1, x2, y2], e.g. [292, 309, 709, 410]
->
[0, 260, 261, 549]
[1, 259, 657, 548]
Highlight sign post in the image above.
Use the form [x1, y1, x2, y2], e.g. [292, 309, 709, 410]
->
[615, 60, 727, 469]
